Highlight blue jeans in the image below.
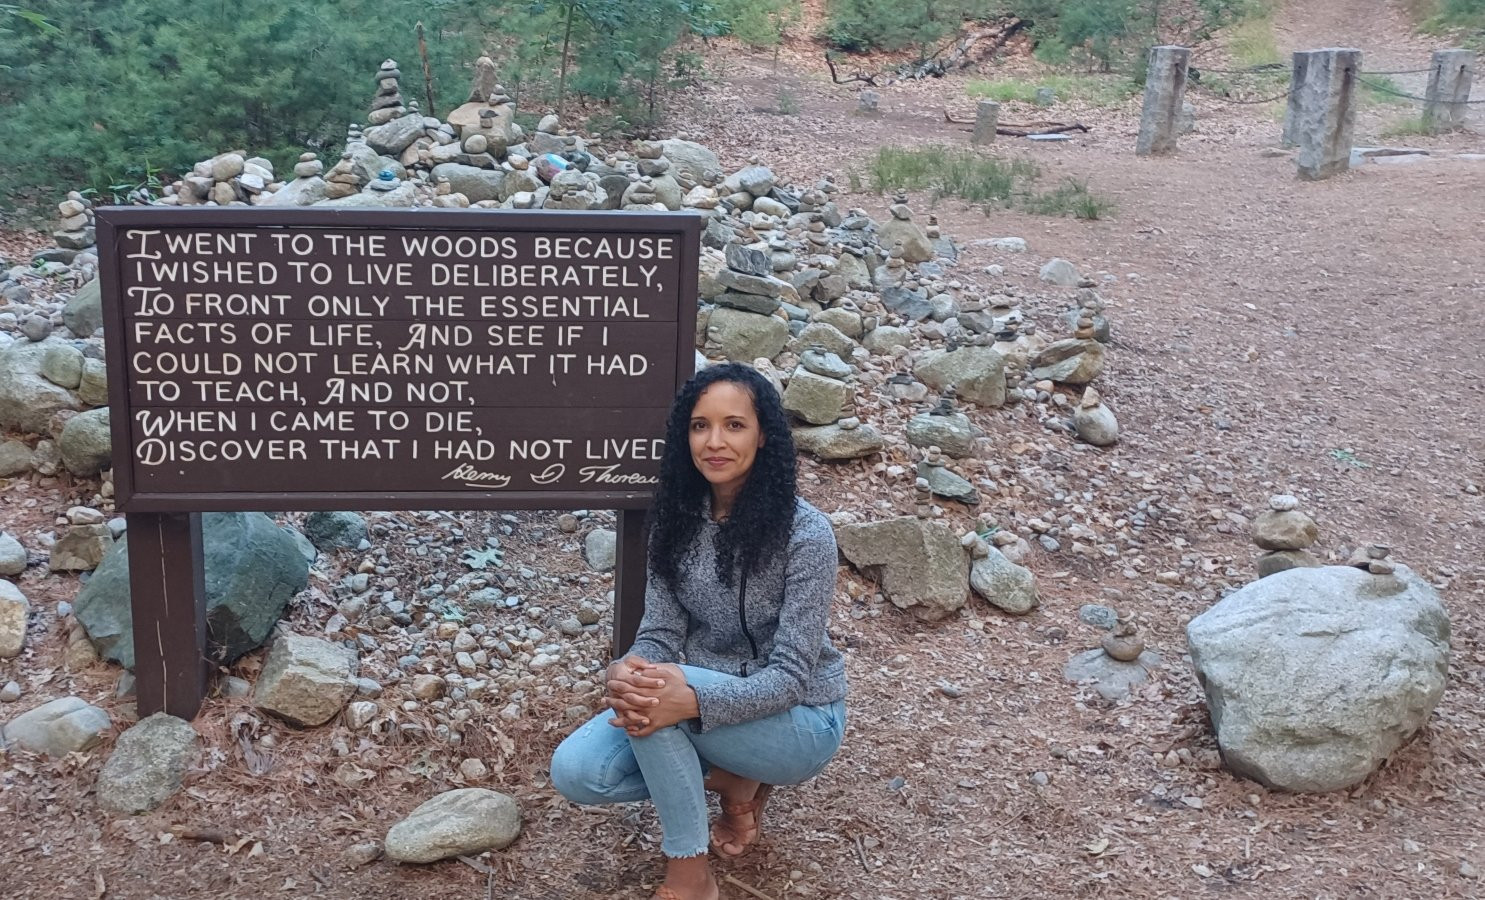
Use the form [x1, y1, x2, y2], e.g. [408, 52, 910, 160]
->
[550, 664, 847, 858]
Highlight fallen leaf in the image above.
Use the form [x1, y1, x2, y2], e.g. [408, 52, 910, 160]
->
[1192, 863, 1214, 878]
[1085, 837, 1110, 855]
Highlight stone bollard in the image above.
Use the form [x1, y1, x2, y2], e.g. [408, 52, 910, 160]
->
[1423, 49, 1475, 134]
[1136, 46, 1191, 156]
[1289, 48, 1361, 181]
[972, 100, 1000, 145]
[857, 90, 880, 115]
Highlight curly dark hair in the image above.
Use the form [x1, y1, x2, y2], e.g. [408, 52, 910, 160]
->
[649, 362, 797, 591]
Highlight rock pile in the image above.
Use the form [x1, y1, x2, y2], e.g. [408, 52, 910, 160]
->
[1064, 612, 1161, 701]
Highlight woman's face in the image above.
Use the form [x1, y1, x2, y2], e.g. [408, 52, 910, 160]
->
[688, 381, 765, 496]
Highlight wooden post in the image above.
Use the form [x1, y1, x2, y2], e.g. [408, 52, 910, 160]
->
[613, 507, 649, 656]
[1136, 46, 1191, 156]
[128, 512, 208, 719]
[1424, 49, 1475, 134]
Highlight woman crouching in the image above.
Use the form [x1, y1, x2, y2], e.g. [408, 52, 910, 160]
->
[551, 362, 848, 900]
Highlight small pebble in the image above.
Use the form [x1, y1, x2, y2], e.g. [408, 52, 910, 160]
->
[0, 680, 21, 702]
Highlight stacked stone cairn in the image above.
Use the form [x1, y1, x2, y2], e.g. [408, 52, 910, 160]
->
[1346, 543, 1397, 576]
[54, 194, 95, 251]
[1063, 611, 1162, 701]
[916, 445, 977, 505]
[1072, 387, 1119, 447]
[368, 59, 407, 126]
[1253, 494, 1322, 577]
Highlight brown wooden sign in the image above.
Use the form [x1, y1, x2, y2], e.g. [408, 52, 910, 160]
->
[99, 208, 701, 512]
[96, 207, 702, 719]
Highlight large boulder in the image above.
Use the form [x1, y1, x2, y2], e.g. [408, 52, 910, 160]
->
[0, 338, 81, 434]
[430, 163, 507, 203]
[835, 518, 966, 619]
[1186, 565, 1450, 792]
[96, 713, 199, 814]
[659, 140, 721, 185]
[1029, 339, 1105, 385]
[74, 512, 309, 670]
[915, 347, 1006, 408]
[791, 422, 885, 460]
[878, 217, 934, 263]
[303, 511, 368, 553]
[363, 114, 426, 156]
[385, 788, 521, 863]
[706, 308, 789, 362]
[782, 371, 851, 425]
[260, 177, 327, 207]
[252, 633, 357, 727]
[63, 279, 103, 338]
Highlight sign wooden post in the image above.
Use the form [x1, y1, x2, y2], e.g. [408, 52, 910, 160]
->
[97, 208, 701, 719]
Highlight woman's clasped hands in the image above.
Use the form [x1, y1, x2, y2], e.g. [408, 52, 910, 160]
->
[604, 656, 700, 737]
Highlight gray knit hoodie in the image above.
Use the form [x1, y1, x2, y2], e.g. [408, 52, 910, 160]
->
[625, 498, 847, 732]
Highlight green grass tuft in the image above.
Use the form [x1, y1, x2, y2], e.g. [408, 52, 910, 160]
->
[1023, 178, 1115, 220]
[858, 147, 1112, 220]
[966, 74, 1139, 109]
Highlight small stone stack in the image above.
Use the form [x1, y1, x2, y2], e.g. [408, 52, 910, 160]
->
[49, 506, 114, 573]
[368, 59, 407, 126]
[54, 194, 94, 251]
[1064, 289, 1111, 343]
[1063, 611, 1161, 701]
[1253, 494, 1322, 577]
[620, 174, 661, 211]
[916, 445, 978, 505]
[877, 197, 934, 264]
[1347, 543, 1396, 576]
[713, 242, 793, 316]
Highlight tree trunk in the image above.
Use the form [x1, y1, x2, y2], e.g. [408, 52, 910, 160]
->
[557, 2, 574, 121]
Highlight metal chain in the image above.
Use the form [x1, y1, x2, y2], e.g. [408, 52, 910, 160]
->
[1190, 84, 1296, 105]
[1356, 75, 1485, 104]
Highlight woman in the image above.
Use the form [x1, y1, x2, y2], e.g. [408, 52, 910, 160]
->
[551, 362, 847, 900]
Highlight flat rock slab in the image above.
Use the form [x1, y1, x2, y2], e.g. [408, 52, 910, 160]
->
[385, 788, 521, 863]
[2, 696, 111, 756]
[1064, 649, 1162, 701]
[97, 713, 199, 814]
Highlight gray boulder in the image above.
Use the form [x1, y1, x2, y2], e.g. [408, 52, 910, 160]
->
[363, 114, 426, 156]
[0, 579, 28, 658]
[260, 177, 327, 207]
[40, 343, 84, 389]
[915, 347, 1006, 408]
[1186, 565, 1450, 792]
[96, 713, 199, 814]
[2, 696, 110, 756]
[303, 511, 368, 553]
[253, 633, 358, 727]
[0, 532, 27, 576]
[918, 461, 978, 505]
[905, 412, 974, 458]
[0, 338, 81, 434]
[319, 182, 418, 208]
[385, 788, 521, 863]
[791, 422, 885, 460]
[969, 546, 1038, 614]
[74, 512, 309, 669]
[659, 140, 721, 185]
[862, 326, 912, 355]
[790, 322, 858, 361]
[835, 518, 966, 620]
[63, 280, 103, 338]
[706, 308, 790, 362]
[1039, 258, 1081, 286]
[0, 440, 32, 476]
[584, 528, 616, 572]
[782, 370, 851, 425]
[59, 407, 112, 476]
[878, 217, 934, 263]
[430, 164, 507, 203]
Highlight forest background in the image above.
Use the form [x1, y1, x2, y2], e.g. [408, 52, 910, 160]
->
[1, 0, 1481, 214]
